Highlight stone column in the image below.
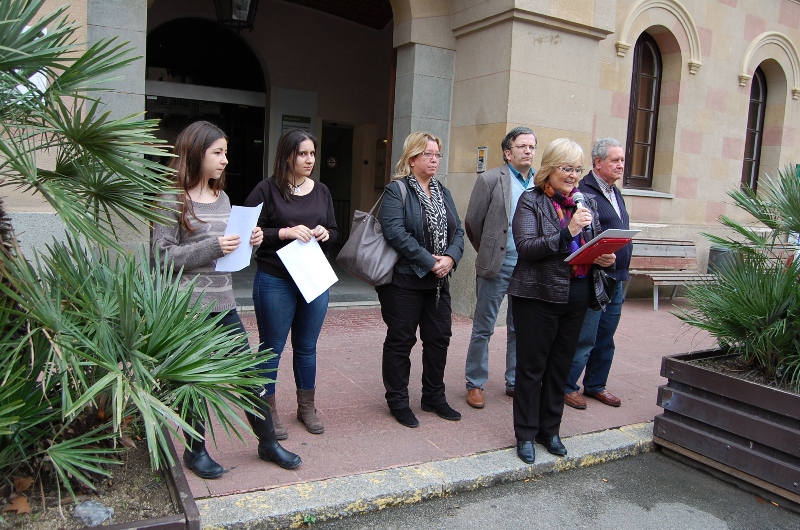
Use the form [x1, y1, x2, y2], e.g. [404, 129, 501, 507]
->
[392, 44, 456, 180]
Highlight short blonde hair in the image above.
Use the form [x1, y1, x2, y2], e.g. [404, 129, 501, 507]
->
[393, 131, 442, 179]
[534, 138, 585, 189]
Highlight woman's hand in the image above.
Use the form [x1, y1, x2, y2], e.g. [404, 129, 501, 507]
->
[284, 225, 313, 242]
[431, 255, 455, 278]
[311, 225, 330, 242]
[218, 235, 241, 255]
[250, 227, 263, 247]
[594, 253, 616, 268]
[568, 207, 593, 236]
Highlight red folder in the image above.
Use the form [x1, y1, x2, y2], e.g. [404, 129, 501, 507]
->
[566, 238, 632, 265]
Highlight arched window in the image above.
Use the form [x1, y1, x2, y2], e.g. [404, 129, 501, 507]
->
[625, 33, 662, 189]
[741, 66, 767, 192]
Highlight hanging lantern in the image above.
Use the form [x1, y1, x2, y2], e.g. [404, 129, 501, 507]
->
[213, 0, 260, 32]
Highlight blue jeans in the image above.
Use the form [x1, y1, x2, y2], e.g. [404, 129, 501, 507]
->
[565, 281, 624, 395]
[465, 262, 516, 391]
[252, 269, 329, 396]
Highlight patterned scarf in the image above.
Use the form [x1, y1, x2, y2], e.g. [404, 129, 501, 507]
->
[407, 175, 448, 301]
[544, 183, 591, 278]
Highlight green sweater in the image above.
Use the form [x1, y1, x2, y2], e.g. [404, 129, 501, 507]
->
[151, 192, 235, 312]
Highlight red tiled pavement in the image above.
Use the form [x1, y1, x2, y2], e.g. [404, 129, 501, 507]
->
[181, 298, 714, 499]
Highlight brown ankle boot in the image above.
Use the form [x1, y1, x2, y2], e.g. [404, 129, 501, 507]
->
[296, 388, 324, 434]
[265, 394, 288, 440]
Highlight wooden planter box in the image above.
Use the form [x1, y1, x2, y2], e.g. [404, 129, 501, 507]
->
[653, 348, 800, 504]
[101, 428, 200, 530]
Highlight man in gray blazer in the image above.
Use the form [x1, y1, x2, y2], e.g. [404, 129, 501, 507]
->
[464, 127, 537, 408]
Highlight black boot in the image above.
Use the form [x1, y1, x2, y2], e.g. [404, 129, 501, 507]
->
[182, 423, 224, 479]
[246, 396, 302, 470]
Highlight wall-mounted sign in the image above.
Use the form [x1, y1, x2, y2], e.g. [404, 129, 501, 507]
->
[477, 146, 488, 173]
[282, 114, 311, 132]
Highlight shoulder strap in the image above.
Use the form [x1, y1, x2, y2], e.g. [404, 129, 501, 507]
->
[398, 177, 407, 206]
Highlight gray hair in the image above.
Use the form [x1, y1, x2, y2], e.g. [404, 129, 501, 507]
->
[501, 127, 537, 162]
[591, 137, 623, 161]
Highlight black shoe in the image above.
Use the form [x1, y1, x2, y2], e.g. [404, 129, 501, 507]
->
[183, 449, 225, 479]
[246, 397, 302, 470]
[390, 407, 419, 428]
[506, 387, 515, 398]
[257, 442, 302, 469]
[517, 440, 535, 464]
[535, 435, 567, 456]
[421, 401, 461, 421]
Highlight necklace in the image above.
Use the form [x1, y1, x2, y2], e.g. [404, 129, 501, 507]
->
[292, 178, 307, 194]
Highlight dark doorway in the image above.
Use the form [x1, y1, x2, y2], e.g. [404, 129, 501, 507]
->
[320, 124, 354, 241]
[146, 17, 267, 205]
[145, 98, 264, 206]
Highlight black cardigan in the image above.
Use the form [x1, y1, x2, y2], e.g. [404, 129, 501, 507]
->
[578, 171, 632, 282]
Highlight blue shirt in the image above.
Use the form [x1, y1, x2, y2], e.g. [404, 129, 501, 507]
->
[504, 163, 536, 267]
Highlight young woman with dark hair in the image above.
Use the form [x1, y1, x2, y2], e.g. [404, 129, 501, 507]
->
[152, 121, 301, 479]
[244, 127, 338, 439]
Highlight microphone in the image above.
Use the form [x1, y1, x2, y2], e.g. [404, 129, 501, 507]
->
[572, 191, 592, 238]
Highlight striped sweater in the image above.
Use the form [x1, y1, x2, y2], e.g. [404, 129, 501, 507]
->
[151, 192, 234, 312]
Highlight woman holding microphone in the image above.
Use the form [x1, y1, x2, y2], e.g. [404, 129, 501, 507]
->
[507, 138, 615, 464]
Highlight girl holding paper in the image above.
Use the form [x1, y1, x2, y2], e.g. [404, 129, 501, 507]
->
[152, 121, 301, 479]
[244, 128, 338, 438]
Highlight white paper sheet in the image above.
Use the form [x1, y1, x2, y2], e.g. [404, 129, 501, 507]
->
[276, 238, 338, 303]
[215, 203, 263, 272]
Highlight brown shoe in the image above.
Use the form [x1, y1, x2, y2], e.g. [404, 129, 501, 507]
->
[584, 389, 621, 407]
[265, 394, 288, 440]
[296, 388, 325, 434]
[564, 391, 587, 410]
[466, 388, 485, 408]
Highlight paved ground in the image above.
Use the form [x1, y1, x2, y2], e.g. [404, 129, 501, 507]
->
[182, 294, 716, 501]
[311, 452, 800, 530]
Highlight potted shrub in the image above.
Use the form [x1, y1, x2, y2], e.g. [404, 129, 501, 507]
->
[653, 166, 800, 503]
[0, 1, 270, 526]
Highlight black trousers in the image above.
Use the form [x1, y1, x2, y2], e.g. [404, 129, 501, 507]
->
[511, 295, 588, 441]
[377, 283, 452, 410]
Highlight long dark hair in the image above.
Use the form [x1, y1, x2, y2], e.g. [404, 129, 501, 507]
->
[273, 128, 318, 201]
[169, 121, 228, 231]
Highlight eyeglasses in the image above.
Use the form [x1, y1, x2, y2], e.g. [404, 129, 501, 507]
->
[511, 144, 536, 152]
[421, 151, 444, 160]
[558, 166, 584, 175]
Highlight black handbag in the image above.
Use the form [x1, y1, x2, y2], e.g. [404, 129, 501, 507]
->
[590, 267, 617, 311]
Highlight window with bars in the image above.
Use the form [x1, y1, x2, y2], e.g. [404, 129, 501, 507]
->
[624, 33, 662, 189]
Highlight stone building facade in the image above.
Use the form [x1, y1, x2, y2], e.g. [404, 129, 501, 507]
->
[8, 0, 800, 315]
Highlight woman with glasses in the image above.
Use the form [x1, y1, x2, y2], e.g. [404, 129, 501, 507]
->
[507, 138, 615, 464]
[244, 128, 337, 439]
[377, 131, 465, 428]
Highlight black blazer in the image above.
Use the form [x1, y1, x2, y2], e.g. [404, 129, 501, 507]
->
[507, 187, 606, 304]
[578, 171, 632, 282]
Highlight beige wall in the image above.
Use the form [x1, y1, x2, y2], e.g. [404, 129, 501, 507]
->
[443, 0, 800, 314]
[8, 0, 800, 311]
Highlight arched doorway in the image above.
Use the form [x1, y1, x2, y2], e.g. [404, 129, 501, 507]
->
[145, 17, 267, 206]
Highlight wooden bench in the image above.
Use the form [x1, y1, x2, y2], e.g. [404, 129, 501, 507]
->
[625, 238, 715, 311]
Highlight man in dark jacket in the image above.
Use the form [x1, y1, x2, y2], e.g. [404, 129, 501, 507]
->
[564, 137, 631, 409]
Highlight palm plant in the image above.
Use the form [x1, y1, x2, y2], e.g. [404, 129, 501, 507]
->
[0, 0, 270, 498]
[676, 166, 800, 391]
